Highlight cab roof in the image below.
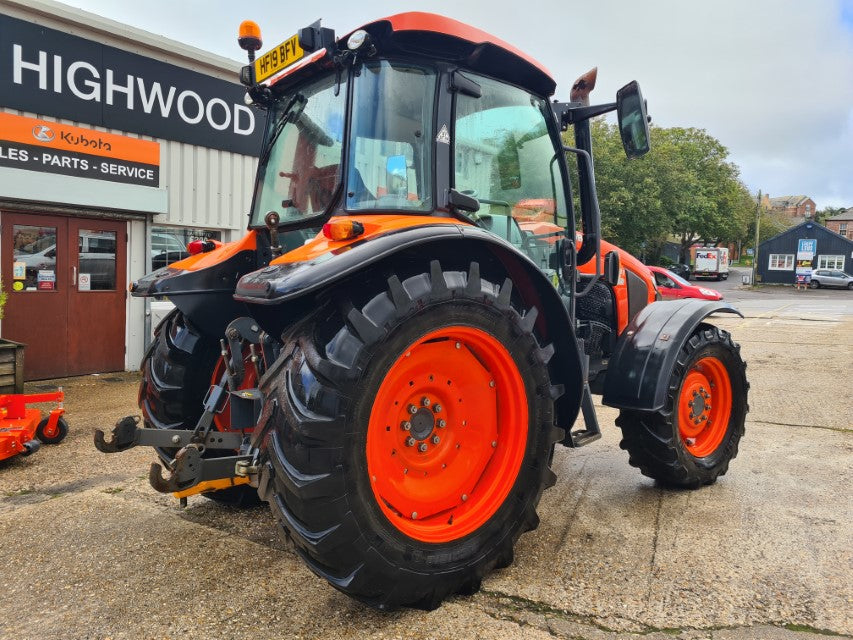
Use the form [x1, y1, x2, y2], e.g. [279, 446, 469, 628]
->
[352, 12, 556, 97]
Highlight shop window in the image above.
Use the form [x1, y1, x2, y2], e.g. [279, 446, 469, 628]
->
[12, 225, 57, 291]
[150, 227, 222, 269]
[768, 254, 794, 270]
[817, 255, 844, 270]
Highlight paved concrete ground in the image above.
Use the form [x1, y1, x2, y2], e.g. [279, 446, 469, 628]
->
[0, 285, 850, 640]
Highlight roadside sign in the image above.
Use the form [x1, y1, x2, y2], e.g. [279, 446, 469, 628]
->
[746, 248, 754, 256]
[797, 238, 816, 260]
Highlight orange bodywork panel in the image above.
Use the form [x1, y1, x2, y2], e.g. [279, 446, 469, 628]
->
[168, 231, 259, 272]
[272, 215, 462, 264]
[578, 238, 656, 334]
[370, 13, 553, 81]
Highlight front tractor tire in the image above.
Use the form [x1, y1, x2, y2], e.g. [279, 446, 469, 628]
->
[139, 309, 260, 507]
[260, 262, 563, 610]
[616, 325, 748, 488]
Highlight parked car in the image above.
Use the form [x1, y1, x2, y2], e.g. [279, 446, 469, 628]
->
[809, 269, 853, 289]
[664, 262, 691, 280]
[151, 231, 189, 269]
[648, 266, 723, 301]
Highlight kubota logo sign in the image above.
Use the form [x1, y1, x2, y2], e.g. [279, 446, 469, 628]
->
[1, 112, 160, 187]
[0, 13, 262, 156]
[32, 124, 54, 142]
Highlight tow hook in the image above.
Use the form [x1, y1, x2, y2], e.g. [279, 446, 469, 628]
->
[148, 445, 256, 494]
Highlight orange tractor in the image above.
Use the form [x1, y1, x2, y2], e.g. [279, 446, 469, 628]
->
[96, 13, 748, 610]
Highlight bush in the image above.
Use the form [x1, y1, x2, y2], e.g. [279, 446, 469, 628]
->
[658, 255, 675, 267]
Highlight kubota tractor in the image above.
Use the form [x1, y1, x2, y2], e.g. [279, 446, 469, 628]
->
[96, 13, 748, 610]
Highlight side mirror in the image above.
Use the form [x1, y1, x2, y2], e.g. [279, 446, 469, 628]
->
[385, 155, 408, 196]
[616, 81, 650, 158]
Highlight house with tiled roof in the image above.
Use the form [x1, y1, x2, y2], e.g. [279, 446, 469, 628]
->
[768, 195, 816, 219]
[826, 208, 853, 239]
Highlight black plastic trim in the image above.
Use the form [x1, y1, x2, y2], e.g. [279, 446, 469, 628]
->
[602, 299, 743, 411]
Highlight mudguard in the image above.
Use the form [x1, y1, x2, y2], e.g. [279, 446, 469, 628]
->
[234, 222, 585, 436]
[602, 299, 742, 412]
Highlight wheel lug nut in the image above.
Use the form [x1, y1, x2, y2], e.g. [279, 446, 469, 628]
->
[432, 435, 441, 445]
[491, 440, 497, 448]
[455, 342, 461, 349]
[436, 419, 446, 428]
[418, 443, 428, 452]
[685, 438, 696, 446]
[433, 404, 442, 413]
[461, 494, 468, 501]
[411, 512, 418, 519]
[408, 405, 418, 415]
[405, 437, 415, 447]
[401, 421, 411, 431]
[489, 380, 495, 388]
[421, 396, 431, 407]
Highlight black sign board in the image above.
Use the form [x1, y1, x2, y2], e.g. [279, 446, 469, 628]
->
[0, 13, 264, 156]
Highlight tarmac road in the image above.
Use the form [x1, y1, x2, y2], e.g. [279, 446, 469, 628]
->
[0, 283, 850, 640]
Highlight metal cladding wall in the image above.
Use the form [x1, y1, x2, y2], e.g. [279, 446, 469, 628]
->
[757, 221, 853, 284]
[161, 136, 257, 231]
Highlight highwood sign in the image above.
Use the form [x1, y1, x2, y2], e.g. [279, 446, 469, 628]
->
[0, 13, 263, 156]
[0, 112, 160, 186]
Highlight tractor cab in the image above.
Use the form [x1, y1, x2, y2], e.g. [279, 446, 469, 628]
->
[238, 13, 649, 298]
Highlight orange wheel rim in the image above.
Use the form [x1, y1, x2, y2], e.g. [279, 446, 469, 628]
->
[211, 353, 258, 432]
[677, 356, 732, 457]
[366, 326, 528, 543]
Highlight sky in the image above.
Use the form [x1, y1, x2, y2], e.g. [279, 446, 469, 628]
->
[62, 0, 853, 209]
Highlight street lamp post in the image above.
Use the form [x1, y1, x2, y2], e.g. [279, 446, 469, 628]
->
[751, 190, 762, 286]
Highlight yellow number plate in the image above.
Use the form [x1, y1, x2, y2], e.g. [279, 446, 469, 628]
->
[254, 34, 304, 83]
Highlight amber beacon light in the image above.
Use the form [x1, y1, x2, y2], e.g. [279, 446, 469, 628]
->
[238, 20, 263, 53]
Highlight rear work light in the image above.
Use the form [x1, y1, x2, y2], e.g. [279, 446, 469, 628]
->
[187, 239, 221, 255]
[322, 220, 365, 241]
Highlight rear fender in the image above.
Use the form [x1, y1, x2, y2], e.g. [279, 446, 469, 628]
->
[602, 299, 742, 412]
[235, 224, 585, 434]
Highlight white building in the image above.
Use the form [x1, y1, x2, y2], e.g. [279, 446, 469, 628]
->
[0, 0, 259, 380]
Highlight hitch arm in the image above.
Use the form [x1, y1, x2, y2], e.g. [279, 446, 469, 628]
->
[94, 416, 244, 453]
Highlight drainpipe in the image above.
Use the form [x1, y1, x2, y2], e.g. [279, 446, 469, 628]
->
[143, 214, 152, 351]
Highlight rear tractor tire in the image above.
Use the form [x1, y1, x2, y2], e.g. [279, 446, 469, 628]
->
[260, 261, 563, 609]
[616, 325, 748, 488]
[139, 309, 261, 507]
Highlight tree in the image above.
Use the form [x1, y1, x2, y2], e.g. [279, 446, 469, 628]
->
[567, 122, 754, 262]
[815, 206, 846, 226]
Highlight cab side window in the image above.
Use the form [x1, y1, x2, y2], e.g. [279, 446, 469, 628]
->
[454, 74, 567, 273]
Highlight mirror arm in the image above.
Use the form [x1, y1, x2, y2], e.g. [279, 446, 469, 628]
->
[552, 101, 617, 129]
[563, 143, 601, 298]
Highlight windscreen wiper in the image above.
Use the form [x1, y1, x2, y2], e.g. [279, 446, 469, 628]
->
[257, 93, 307, 167]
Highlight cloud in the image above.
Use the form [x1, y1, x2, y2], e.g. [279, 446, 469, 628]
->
[64, 0, 853, 207]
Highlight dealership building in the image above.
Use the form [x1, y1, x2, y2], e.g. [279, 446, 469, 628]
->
[0, 0, 261, 380]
